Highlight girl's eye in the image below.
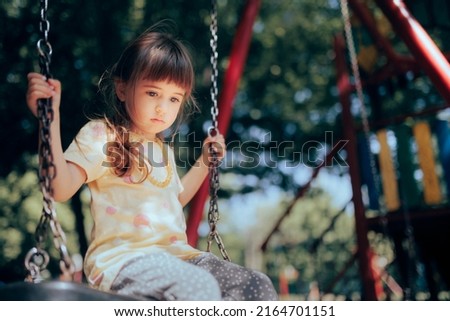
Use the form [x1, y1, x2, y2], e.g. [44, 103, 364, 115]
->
[146, 91, 157, 97]
[171, 97, 180, 103]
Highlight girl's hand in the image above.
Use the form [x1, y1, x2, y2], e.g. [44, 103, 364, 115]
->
[26, 72, 61, 117]
[202, 133, 226, 166]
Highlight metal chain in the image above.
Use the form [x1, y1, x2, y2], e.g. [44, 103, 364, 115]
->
[340, 0, 386, 217]
[25, 0, 74, 283]
[206, 0, 230, 261]
[209, 0, 219, 133]
[207, 149, 230, 261]
[340, 0, 373, 170]
[37, 0, 52, 79]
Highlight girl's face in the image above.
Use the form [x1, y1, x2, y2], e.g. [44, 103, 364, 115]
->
[126, 79, 186, 139]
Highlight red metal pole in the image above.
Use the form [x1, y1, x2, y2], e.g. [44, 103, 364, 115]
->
[347, 0, 416, 69]
[374, 0, 450, 104]
[186, 0, 262, 246]
[334, 34, 378, 300]
[217, 0, 262, 135]
[348, 0, 397, 60]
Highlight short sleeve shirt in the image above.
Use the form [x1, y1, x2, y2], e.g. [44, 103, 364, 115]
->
[64, 120, 201, 291]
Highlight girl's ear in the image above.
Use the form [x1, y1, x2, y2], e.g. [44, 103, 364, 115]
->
[114, 80, 127, 102]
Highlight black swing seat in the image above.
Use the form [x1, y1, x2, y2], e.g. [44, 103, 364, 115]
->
[0, 280, 138, 301]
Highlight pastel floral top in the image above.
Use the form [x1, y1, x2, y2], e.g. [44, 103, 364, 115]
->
[64, 120, 201, 291]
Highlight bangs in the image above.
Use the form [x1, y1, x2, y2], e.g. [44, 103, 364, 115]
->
[134, 39, 194, 94]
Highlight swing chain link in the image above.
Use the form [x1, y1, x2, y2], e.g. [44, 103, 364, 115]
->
[207, 149, 230, 261]
[340, 0, 383, 213]
[37, 0, 52, 79]
[206, 0, 230, 261]
[209, 0, 219, 132]
[25, 0, 74, 283]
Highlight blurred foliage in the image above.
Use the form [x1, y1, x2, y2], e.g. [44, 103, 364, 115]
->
[1, 0, 449, 299]
[250, 184, 359, 298]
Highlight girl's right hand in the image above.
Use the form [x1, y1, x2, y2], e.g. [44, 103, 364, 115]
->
[26, 72, 61, 117]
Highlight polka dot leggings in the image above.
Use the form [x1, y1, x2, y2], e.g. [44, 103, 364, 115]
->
[110, 252, 278, 301]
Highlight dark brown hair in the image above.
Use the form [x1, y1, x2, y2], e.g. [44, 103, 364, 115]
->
[98, 22, 197, 182]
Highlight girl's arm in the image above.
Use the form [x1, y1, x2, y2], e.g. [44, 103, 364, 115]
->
[26, 72, 86, 202]
[179, 134, 225, 207]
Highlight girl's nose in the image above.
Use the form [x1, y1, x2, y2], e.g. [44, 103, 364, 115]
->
[155, 105, 164, 115]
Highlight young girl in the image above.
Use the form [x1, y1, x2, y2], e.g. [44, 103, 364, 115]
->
[26, 25, 277, 301]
